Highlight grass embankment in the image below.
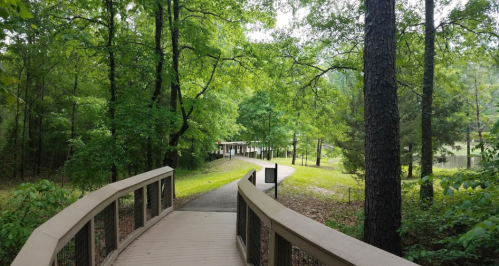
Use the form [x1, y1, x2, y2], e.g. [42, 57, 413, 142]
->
[268, 158, 362, 202]
[260, 157, 364, 237]
[174, 158, 262, 208]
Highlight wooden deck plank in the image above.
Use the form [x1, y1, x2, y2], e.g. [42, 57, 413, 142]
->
[114, 211, 244, 266]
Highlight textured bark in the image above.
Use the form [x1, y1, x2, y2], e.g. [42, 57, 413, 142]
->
[292, 112, 300, 165]
[148, 1, 164, 171]
[69, 60, 78, 157]
[316, 139, 322, 166]
[474, 74, 484, 155]
[106, 0, 117, 182]
[363, 0, 401, 255]
[12, 68, 23, 178]
[20, 65, 30, 181]
[407, 143, 413, 178]
[467, 121, 471, 169]
[466, 66, 471, 169]
[164, 0, 182, 168]
[420, 0, 435, 205]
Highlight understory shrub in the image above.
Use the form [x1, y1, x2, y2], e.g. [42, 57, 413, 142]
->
[0, 180, 75, 265]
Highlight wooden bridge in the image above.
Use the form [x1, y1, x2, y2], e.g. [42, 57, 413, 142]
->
[11, 167, 418, 266]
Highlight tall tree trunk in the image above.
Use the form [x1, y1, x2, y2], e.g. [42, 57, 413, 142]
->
[420, 0, 435, 205]
[292, 112, 300, 165]
[363, 0, 401, 255]
[106, 0, 117, 182]
[292, 132, 297, 165]
[467, 120, 471, 169]
[164, 0, 181, 168]
[37, 75, 45, 176]
[69, 59, 78, 157]
[20, 67, 30, 181]
[267, 112, 271, 160]
[148, 1, 164, 171]
[465, 65, 471, 169]
[316, 139, 322, 166]
[12, 68, 23, 178]
[407, 143, 413, 178]
[474, 73, 484, 155]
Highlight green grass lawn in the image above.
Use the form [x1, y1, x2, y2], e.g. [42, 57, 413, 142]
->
[175, 158, 262, 199]
[268, 157, 363, 202]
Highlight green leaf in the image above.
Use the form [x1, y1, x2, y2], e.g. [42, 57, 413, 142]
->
[472, 227, 485, 239]
[446, 188, 454, 196]
[18, 3, 32, 19]
[31, 24, 37, 29]
[462, 200, 472, 209]
[463, 181, 470, 189]
[6, 95, 17, 105]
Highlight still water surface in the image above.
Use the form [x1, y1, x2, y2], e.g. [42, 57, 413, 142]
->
[438, 155, 481, 169]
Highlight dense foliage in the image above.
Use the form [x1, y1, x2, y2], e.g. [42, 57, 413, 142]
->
[0, 180, 75, 264]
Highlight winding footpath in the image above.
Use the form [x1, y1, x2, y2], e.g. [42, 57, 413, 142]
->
[180, 156, 295, 212]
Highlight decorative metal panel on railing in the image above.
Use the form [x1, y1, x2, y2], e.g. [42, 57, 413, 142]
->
[11, 166, 174, 266]
[236, 169, 419, 266]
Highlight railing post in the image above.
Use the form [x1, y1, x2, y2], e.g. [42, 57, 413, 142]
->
[173, 170, 176, 199]
[141, 186, 147, 225]
[156, 180, 162, 215]
[114, 199, 119, 249]
[252, 171, 256, 186]
[89, 217, 95, 266]
[268, 230, 277, 266]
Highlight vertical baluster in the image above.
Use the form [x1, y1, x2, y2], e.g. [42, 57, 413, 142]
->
[276, 234, 291, 266]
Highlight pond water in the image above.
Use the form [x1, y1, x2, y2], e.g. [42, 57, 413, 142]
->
[437, 155, 481, 169]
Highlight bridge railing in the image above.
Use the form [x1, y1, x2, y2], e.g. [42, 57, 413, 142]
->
[236, 169, 418, 266]
[11, 166, 174, 266]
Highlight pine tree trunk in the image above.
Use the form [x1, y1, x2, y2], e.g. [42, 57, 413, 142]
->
[467, 122, 471, 169]
[407, 143, 413, 178]
[69, 60, 78, 157]
[37, 75, 45, 176]
[474, 74, 484, 155]
[164, 0, 181, 168]
[292, 112, 300, 165]
[106, 0, 117, 182]
[20, 67, 30, 181]
[292, 132, 297, 165]
[363, 0, 401, 255]
[12, 68, 23, 178]
[316, 139, 322, 166]
[148, 1, 164, 171]
[420, 0, 435, 205]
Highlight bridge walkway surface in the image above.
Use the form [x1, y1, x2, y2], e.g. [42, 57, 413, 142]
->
[114, 157, 294, 265]
[114, 211, 242, 266]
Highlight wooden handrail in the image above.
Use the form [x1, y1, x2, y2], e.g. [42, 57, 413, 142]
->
[11, 166, 175, 266]
[236, 169, 419, 266]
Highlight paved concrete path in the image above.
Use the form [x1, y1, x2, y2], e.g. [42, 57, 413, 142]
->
[180, 156, 295, 212]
